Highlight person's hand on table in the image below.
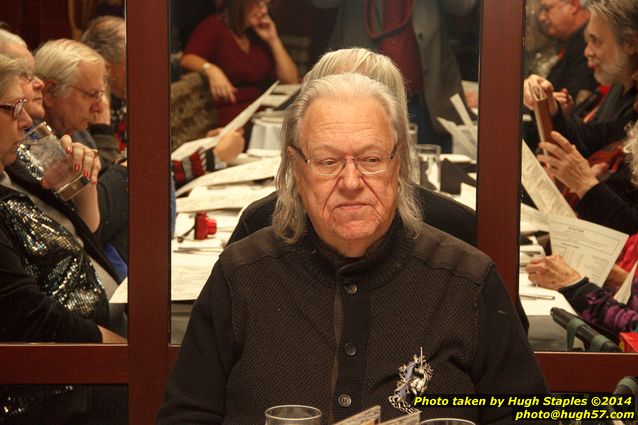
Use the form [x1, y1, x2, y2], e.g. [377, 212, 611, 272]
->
[203, 64, 237, 104]
[526, 254, 582, 290]
[523, 74, 558, 115]
[207, 127, 245, 164]
[537, 131, 600, 198]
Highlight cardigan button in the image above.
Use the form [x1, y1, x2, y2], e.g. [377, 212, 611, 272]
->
[338, 394, 352, 408]
[344, 342, 357, 356]
[344, 284, 358, 295]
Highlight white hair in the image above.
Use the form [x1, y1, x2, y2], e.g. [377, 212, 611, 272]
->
[272, 72, 422, 243]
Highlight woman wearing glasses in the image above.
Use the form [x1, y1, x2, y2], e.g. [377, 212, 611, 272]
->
[180, 0, 298, 125]
[0, 53, 126, 424]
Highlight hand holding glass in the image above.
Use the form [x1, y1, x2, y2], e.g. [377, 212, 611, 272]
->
[23, 122, 90, 201]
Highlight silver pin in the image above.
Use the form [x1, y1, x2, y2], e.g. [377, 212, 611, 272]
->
[388, 347, 433, 414]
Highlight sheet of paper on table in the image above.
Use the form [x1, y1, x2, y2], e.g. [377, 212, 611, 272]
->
[175, 156, 280, 196]
[452, 182, 477, 211]
[176, 183, 275, 213]
[521, 203, 549, 233]
[171, 81, 279, 161]
[548, 214, 628, 285]
[110, 250, 219, 303]
[272, 83, 300, 96]
[521, 140, 576, 218]
[260, 94, 290, 108]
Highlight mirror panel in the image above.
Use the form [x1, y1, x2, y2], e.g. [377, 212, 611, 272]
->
[519, 0, 637, 355]
[168, 1, 482, 343]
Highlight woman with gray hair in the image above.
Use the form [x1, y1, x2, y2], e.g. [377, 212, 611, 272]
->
[0, 53, 126, 423]
[157, 72, 547, 425]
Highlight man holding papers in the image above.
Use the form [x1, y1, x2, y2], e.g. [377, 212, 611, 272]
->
[523, 0, 638, 158]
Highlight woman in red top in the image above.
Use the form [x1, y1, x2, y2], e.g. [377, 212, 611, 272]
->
[180, 0, 298, 125]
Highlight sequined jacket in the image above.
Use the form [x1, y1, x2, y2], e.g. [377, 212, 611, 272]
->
[0, 165, 120, 424]
[0, 164, 117, 342]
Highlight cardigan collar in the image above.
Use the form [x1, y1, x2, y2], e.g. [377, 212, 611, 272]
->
[292, 214, 416, 289]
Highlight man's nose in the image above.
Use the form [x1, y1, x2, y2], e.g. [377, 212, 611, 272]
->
[90, 100, 103, 112]
[338, 160, 364, 189]
[584, 42, 593, 58]
[33, 76, 44, 90]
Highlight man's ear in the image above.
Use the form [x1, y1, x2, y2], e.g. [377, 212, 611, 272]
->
[567, 0, 579, 15]
[41, 80, 57, 107]
[622, 34, 638, 56]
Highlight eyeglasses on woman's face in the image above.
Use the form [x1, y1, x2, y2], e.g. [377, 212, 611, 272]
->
[0, 98, 28, 119]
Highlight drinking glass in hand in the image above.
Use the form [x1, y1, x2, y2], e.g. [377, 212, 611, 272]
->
[264, 404, 322, 425]
[23, 122, 90, 201]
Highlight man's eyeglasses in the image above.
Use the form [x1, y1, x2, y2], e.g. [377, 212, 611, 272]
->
[292, 144, 398, 176]
[0, 98, 28, 119]
[69, 85, 105, 102]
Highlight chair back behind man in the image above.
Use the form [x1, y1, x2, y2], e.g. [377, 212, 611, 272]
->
[170, 72, 217, 151]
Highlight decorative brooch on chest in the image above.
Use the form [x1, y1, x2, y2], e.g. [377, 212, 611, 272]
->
[388, 347, 433, 414]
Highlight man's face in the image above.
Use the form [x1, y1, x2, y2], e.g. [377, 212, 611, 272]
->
[537, 0, 573, 40]
[16, 47, 45, 120]
[291, 95, 399, 257]
[0, 78, 33, 170]
[584, 13, 632, 85]
[43, 60, 106, 134]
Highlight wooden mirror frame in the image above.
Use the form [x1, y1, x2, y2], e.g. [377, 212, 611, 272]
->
[0, 0, 635, 422]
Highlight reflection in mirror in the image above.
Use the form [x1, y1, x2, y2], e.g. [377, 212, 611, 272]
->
[0, 4, 127, 343]
[519, 0, 638, 352]
[0, 384, 127, 423]
[168, 1, 482, 344]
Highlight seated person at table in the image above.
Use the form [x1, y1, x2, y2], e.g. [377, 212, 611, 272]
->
[157, 73, 548, 425]
[180, 0, 298, 126]
[81, 15, 128, 162]
[34, 38, 129, 272]
[0, 31, 104, 233]
[229, 48, 476, 247]
[537, 120, 638, 234]
[0, 53, 126, 424]
[527, 252, 638, 338]
[523, 0, 638, 157]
